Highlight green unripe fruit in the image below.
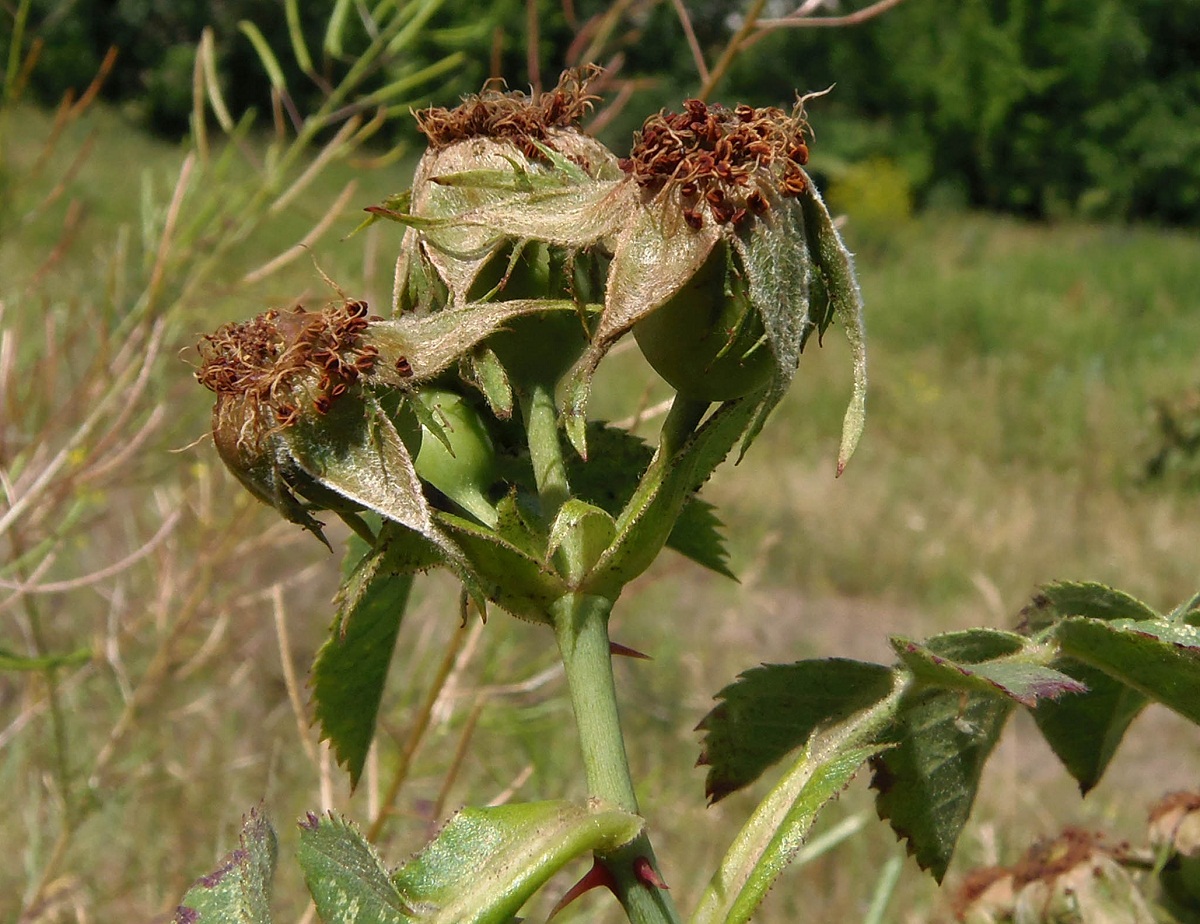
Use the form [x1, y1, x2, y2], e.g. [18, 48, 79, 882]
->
[633, 244, 772, 401]
[413, 389, 499, 527]
[470, 242, 598, 389]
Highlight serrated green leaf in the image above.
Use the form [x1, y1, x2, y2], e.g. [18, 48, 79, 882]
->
[697, 659, 895, 802]
[1054, 616, 1200, 724]
[892, 634, 1086, 708]
[312, 528, 422, 789]
[175, 809, 277, 924]
[297, 813, 409, 923]
[871, 688, 1013, 882]
[585, 398, 758, 599]
[667, 496, 735, 580]
[1030, 659, 1147, 794]
[1021, 581, 1160, 633]
[392, 800, 643, 923]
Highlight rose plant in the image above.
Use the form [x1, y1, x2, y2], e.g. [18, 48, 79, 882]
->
[180, 70, 1200, 924]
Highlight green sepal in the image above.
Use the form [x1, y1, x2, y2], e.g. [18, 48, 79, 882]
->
[464, 347, 514, 420]
[391, 800, 643, 923]
[175, 808, 277, 923]
[797, 173, 867, 475]
[697, 659, 896, 802]
[437, 509, 567, 623]
[312, 525, 431, 789]
[284, 391, 432, 539]
[892, 630, 1086, 708]
[730, 195, 813, 459]
[871, 687, 1014, 882]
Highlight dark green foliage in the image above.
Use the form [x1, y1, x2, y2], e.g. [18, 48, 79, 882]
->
[870, 689, 1013, 882]
[312, 531, 419, 788]
[696, 659, 895, 802]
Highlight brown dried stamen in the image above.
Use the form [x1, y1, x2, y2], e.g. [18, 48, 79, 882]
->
[196, 300, 380, 436]
[414, 65, 603, 161]
[620, 100, 811, 228]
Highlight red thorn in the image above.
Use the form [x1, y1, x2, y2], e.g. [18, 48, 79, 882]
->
[633, 856, 669, 890]
[836, 460, 847, 478]
[548, 858, 617, 920]
[609, 640, 651, 660]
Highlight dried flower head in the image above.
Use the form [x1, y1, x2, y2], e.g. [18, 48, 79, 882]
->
[415, 65, 604, 162]
[196, 300, 380, 439]
[620, 99, 811, 229]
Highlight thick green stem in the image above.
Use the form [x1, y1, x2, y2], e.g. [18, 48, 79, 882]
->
[521, 381, 571, 523]
[552, 593, 682, 924]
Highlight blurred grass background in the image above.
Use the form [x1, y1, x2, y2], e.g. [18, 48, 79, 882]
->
[3, 9, 1200, 923]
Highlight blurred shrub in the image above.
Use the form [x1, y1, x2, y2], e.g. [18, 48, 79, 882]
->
[1143, 387, 1200, 491]
[4, 0, 1200, 222]
[826, 156, 914, 241]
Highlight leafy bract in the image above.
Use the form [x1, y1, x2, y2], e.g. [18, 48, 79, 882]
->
[696, 659, 895, 802]
[871, 688, 1013, 882]
[298, 800, 640, 924]
[437, 507, 567, 623]
[175, 809, 276, 924]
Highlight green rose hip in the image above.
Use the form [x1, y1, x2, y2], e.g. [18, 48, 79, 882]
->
[413, 388, 499, 527]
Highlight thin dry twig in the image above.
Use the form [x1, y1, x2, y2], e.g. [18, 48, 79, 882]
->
[272, 583, 320, 767]
[757, 0, 911, 29]
[669, 0, 709, 85]
[241, 180, 359, 285]
[698, 0, 768, 101]
[0, 509, 180, 594]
